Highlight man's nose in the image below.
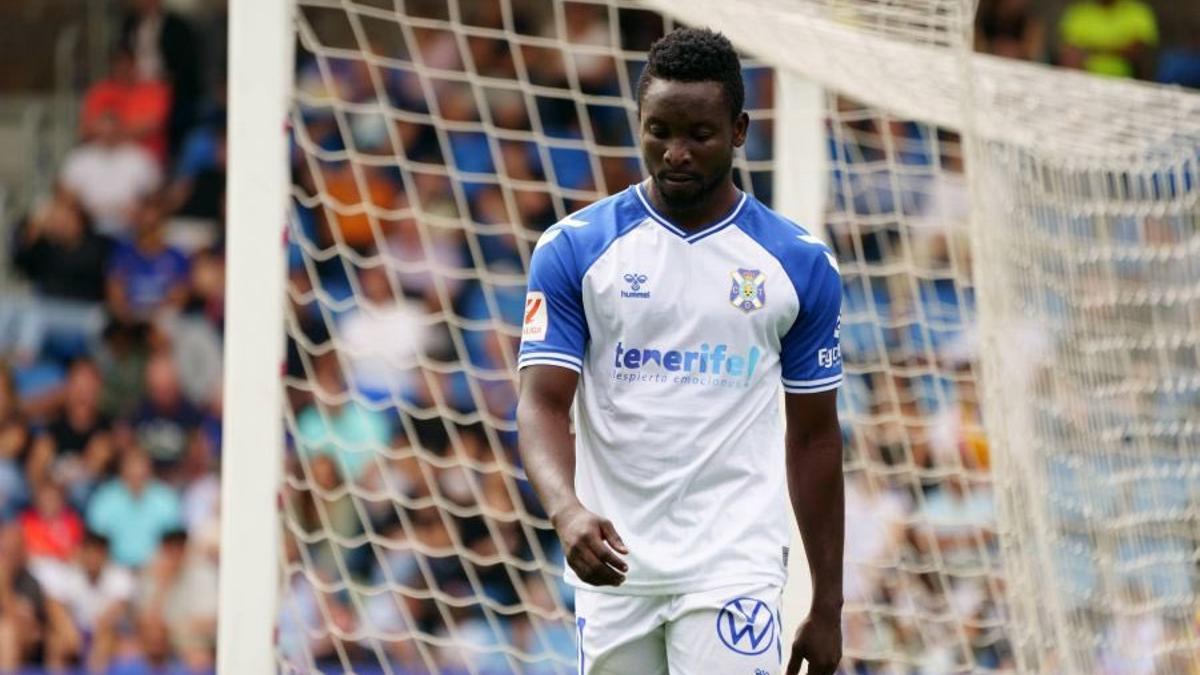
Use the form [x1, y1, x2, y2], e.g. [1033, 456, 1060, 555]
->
[663, 139, 691, 168]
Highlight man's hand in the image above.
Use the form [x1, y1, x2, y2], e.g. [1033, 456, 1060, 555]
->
[552, 502, 629, 587]
[786, 613, 842, 675]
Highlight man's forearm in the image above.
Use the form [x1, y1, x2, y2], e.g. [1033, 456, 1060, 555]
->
[516, 397, 580, 522]
[787, 428, 844, 616]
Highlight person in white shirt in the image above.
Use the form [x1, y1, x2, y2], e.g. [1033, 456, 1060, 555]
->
[31, 531, 134, 672]
[517, 28, 844, 675]
[60, 111, 161, 239]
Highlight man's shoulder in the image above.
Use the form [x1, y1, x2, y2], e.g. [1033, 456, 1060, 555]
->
[61, 146, 101, 174]
[146, 482, 183, 509]
[532, 186, 643, 265]
[88, 479, 128, 508]
[736, 199, 834, 270]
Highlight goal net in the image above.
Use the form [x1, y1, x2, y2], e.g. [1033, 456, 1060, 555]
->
[249, 0, 1200, 673]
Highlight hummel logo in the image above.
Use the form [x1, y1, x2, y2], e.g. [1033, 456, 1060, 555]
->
[621, 273, 650, 299]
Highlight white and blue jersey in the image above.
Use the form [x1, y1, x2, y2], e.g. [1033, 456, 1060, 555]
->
[519, 183, 842, 595]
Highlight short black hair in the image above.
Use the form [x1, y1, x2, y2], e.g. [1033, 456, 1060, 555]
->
[636, 27, 745, 121]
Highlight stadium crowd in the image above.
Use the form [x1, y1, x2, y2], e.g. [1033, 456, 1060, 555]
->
[0, 0, 1195, 673]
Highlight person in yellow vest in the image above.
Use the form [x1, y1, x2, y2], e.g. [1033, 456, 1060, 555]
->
[1058, 0, 1159, 79]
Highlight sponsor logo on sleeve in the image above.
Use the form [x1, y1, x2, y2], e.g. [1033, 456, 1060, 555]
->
[819, 316, 842, 368]
[818, 346, 841, 369]
[522, 292, 548, 341]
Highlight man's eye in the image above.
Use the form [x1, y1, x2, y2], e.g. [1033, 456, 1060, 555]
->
[648, 126, 668, 138]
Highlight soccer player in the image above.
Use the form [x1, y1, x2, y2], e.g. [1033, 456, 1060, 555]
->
[516, 27, 843, 675]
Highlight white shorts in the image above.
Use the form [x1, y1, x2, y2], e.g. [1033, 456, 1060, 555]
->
[573, 583, 784, 675]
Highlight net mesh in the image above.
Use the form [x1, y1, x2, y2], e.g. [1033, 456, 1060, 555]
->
[280, 2, 771, 672]
[273, 0, 1200, 673]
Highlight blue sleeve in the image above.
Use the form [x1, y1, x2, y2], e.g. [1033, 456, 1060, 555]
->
[517, 235, 587, 373]
[175, 130, 215, 179]
[780, 252, 843, 393]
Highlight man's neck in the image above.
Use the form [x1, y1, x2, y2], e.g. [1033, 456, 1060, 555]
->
[644, 177, 740, 233]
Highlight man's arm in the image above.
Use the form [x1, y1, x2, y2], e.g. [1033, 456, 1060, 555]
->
[784, 389, 844, 675]
[516, 365, 628, 587]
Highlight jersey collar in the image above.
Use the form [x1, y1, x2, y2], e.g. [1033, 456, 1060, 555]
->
[633, 182, 748, 244]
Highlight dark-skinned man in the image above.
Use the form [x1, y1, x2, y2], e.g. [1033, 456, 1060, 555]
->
[517, 27, 844, 675]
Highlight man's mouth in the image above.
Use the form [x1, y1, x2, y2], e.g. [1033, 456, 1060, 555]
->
[661, 172, 697, 185]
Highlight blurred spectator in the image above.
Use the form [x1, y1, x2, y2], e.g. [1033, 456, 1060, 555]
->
[160, 248, 226, 410]
[843, 472, 908, 605]
[0, 524, 76, 670]
[276, 538, 321, 663]
[294, 355, 390, 482]
[18, 482, 83, 565]
[106, 196, 191, 324]
[1058, 0, 1159, 79]
[80, 47, 172, 165]
[136, 530, 218, 670]
[26, 359, 115, 510]
[0, 365, 32, 521]
[60, 112, 162, 239]
[168, 112, 226, 222]
[289, 454, 361, 574]
[321, 162, 403, 252]
[163, 316, 222, 427]
[976, 0, 1044, 61]
[96, 320, 154, 421]
[133, 353, 201, 480]
[30, 531, 133, 673]
[121, 0, 203, 159]
[920, 477, 996, 569]
[1155, 20, 1200, 88]
[179, 426, 220, 553]
[6, 195, 109, 364]
[86, 448, 183, 568]
[384, 214, 467, 311]
[184, 245, 225, 329]
[929, 375, 990, 471]
[339, 265, 434, 402]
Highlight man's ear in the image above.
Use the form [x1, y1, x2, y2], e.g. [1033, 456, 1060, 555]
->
[733, 111, 750, 147]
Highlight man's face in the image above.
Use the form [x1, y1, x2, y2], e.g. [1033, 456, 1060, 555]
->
[66, 362, 101, 410]
[121, 452, 151, 492]
[145, 355, 180, 408]
[111, 53, 136, 84]
[81, 542, 107, 576]
[96, 113, 121, 147]
[133, 0, 162, 15]
[34, 484, 64, 517]
[133, 202, 165, 245]
[638, 78, 747, 209]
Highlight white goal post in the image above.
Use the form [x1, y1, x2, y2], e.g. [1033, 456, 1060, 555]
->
[218, 0, 290, 673]
[221, 0, 1200, 673]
